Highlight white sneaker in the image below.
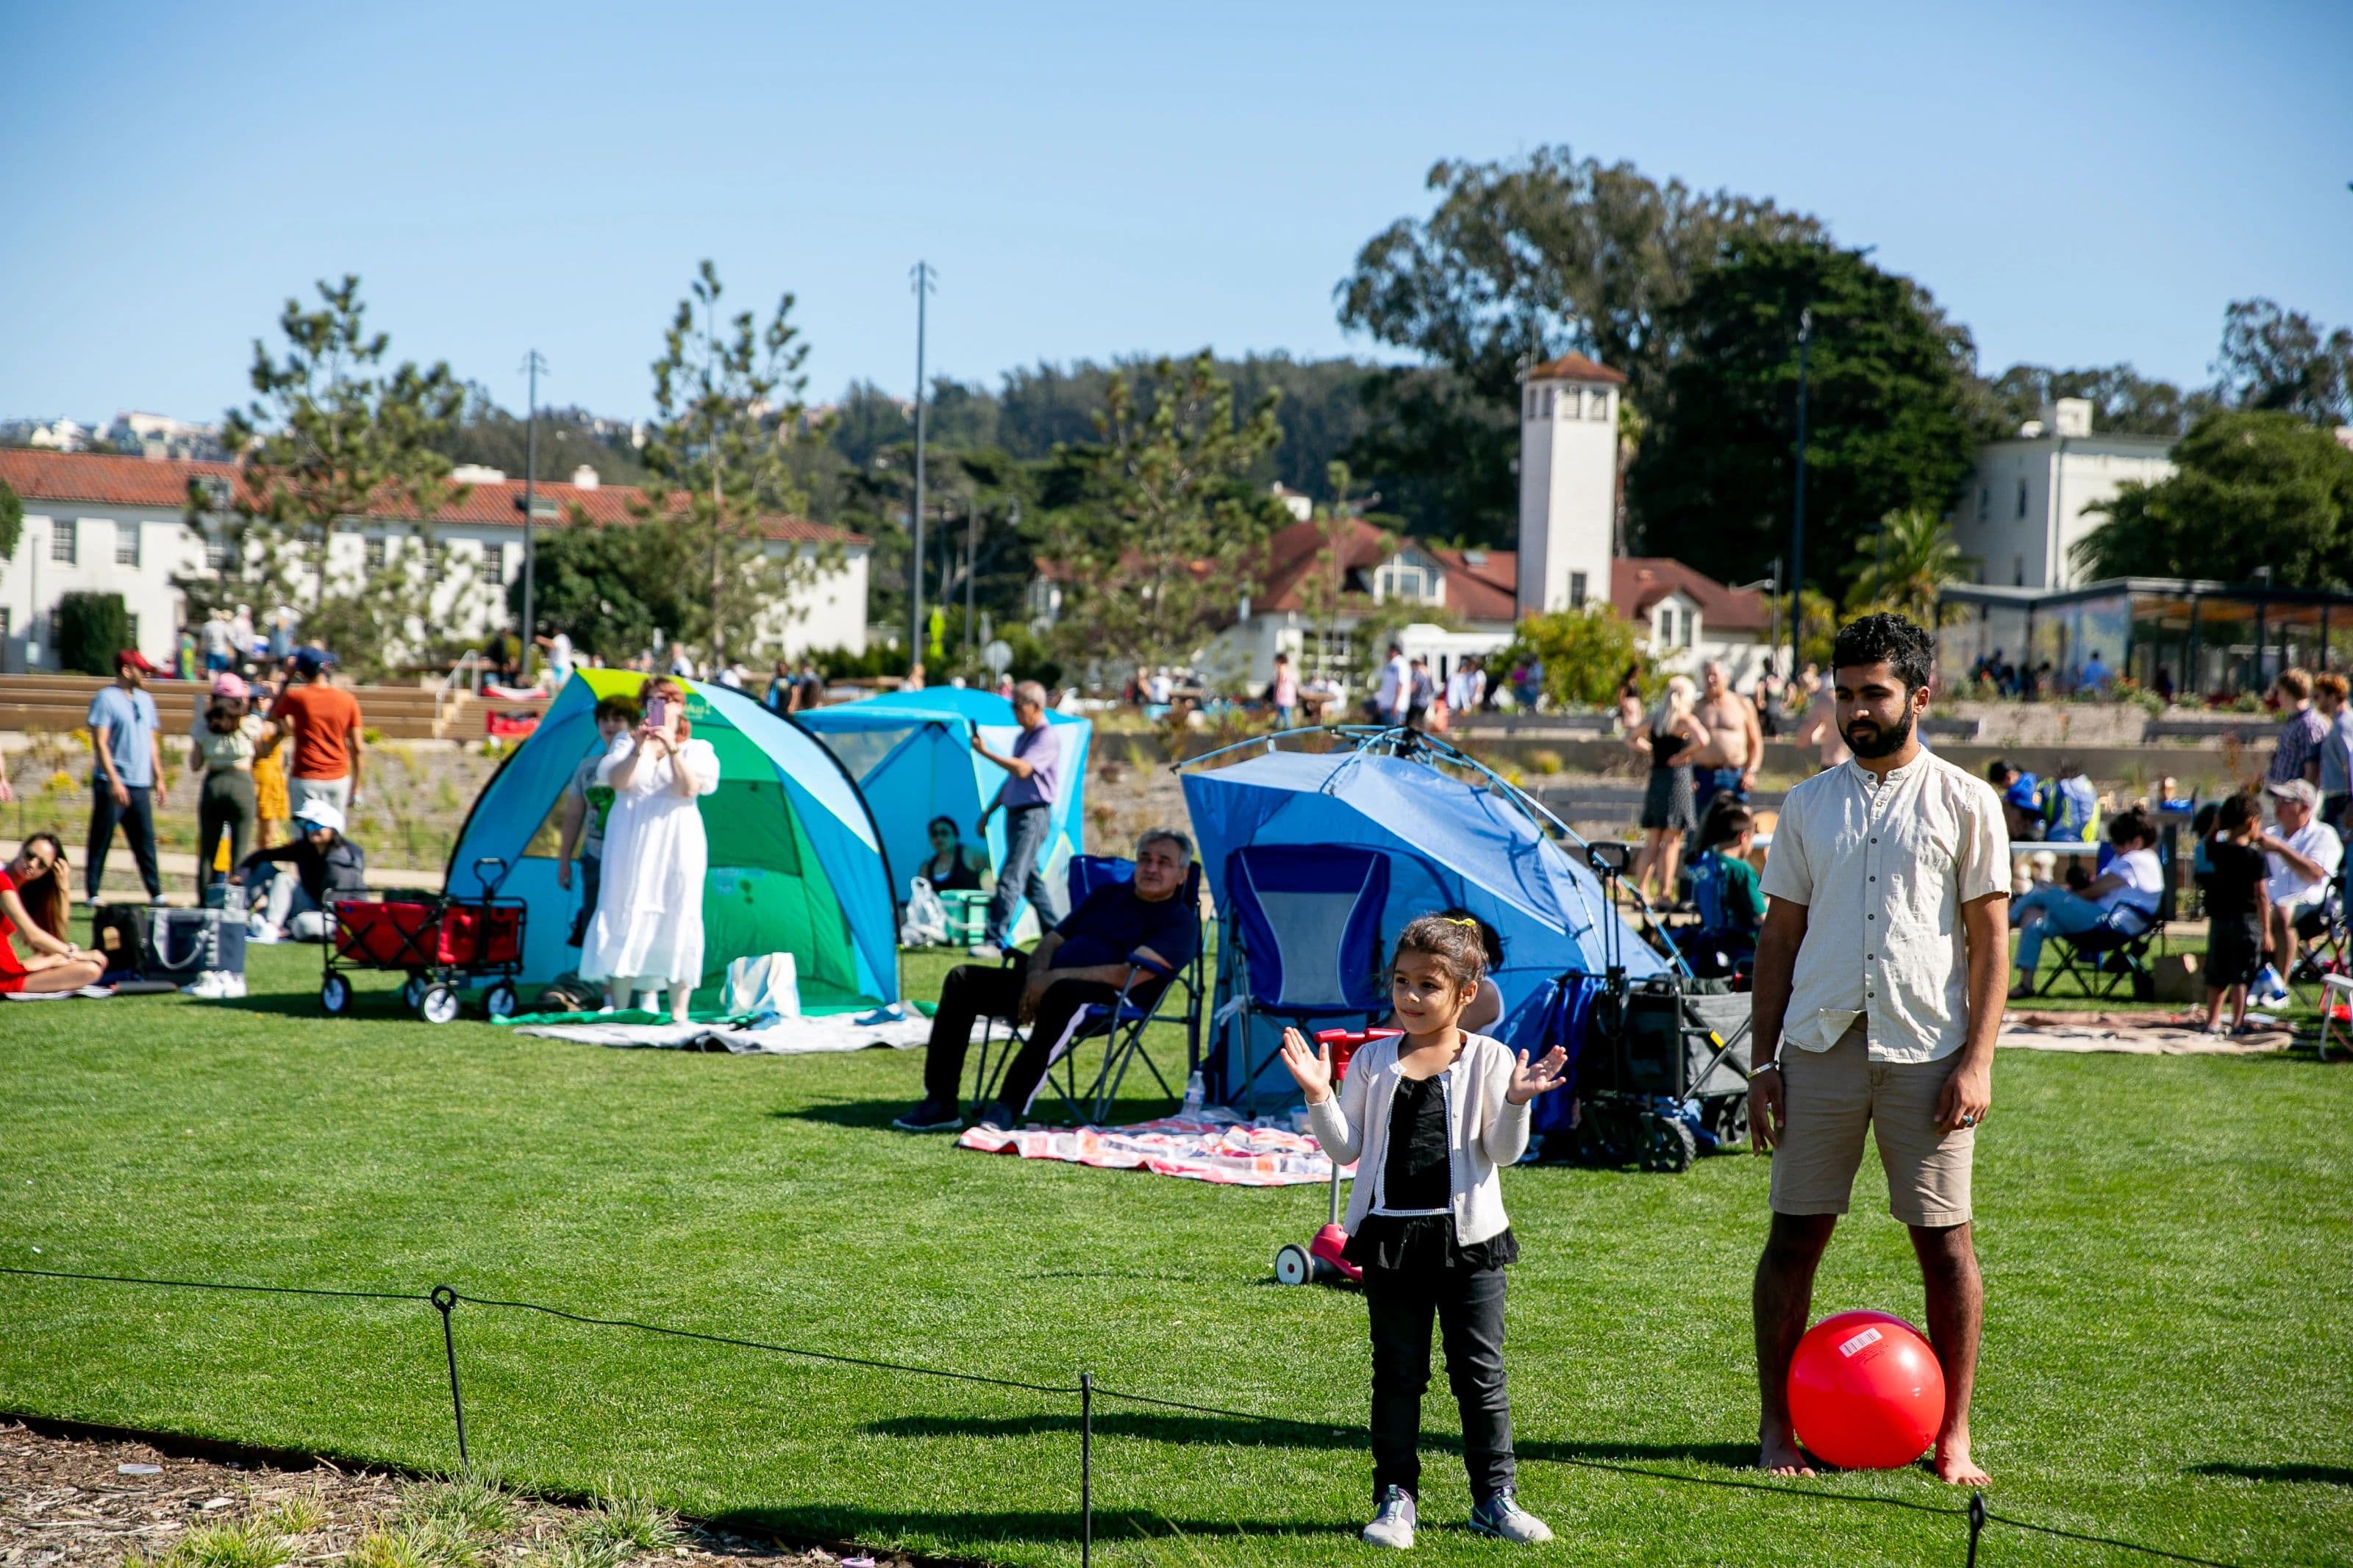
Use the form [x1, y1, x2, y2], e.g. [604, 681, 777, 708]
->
[246, 920, 282, 945]
[1361, 1486, 1415, 1549]
[1468, 1488, 1552, 1544]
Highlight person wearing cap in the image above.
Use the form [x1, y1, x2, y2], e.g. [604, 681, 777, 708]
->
[1984, 759, 2043, 845]
[271, 648, 365, 820]
[2252, 778, 2340, 1005]
[85, 649, 169, 909]
[182, 673, 282, 889]
[233, 798, 367, 943]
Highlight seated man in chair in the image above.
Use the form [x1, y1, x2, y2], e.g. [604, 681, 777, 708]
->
[893, 828, 1199, 1132]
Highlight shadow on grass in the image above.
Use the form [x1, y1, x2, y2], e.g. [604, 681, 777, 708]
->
[2185, 1461, 2353, 1485]
[771, 1100, 922, 1131]
[861, 1411, 1753, 1470]
[707, 1502, 1343, 1553]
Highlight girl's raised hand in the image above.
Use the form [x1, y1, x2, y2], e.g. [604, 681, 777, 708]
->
[1505, 1045, 1570, 1105]
[1278, 1026, 1334, 1103]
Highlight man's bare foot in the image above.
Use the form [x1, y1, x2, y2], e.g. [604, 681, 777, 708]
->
[1758, 1431, 1816, 1477]
[1932, 1439, 1990, 1486]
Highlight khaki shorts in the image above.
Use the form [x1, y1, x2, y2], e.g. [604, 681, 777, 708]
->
[1769, 1024, 1974, 1228]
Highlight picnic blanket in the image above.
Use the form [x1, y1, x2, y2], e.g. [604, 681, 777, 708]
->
[957, 1110, 1354, 1186]
[512, 1005, 932, 1056]
[1999, 1011, 2296, 1055]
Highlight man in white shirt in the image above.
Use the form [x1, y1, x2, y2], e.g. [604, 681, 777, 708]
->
[1746, 614, 2010, 1487]
[2255, 779, 2341, 998]
[1371, 642, 1407, 726]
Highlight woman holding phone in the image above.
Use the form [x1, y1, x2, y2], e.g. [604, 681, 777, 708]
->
[581, 676, 721, 1021]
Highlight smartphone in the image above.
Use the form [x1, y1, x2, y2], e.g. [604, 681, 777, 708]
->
[646, 696, 668, 731]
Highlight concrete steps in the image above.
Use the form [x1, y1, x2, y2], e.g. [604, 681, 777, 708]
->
[0, 673, 471, 740]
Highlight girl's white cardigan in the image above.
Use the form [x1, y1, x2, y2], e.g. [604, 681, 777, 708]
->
[1303, 1031, 1532, 1247]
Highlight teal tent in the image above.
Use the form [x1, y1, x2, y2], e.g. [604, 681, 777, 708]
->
[445, 670, 898, 1011]
[796, 687, 1090, 941]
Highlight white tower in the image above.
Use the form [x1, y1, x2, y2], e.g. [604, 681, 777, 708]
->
[1515, 353, 1624, 619]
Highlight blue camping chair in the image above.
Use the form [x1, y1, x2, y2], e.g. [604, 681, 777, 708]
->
[2037, 835, 2174, 1001]
[1218, 843, 1392, 1114]
[968, 854, 1206, 1125]
[1682, 852, 1757, 982]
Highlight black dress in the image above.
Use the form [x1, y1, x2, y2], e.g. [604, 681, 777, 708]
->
[1343, 1073, 1517, 1272]
[1640, 728, 1699, 832]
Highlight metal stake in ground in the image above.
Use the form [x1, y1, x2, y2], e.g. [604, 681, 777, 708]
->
[1080, 1370, 1093, 1568]
[431, 1285, 470, 1472]
[1965, 1489, 1985, 1567]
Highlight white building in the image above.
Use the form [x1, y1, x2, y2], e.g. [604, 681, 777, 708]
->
[1516, 353, 1622, 618]
[1612, 558, 1774, 685]
[1949, 396, 2174, 591]
[0, 449, 869, 672]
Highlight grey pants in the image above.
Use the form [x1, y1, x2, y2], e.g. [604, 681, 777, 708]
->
[289, 774, 351, 820]
[985, 803, 1061, 945]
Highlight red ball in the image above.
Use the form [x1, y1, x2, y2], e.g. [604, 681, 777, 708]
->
[1788, 1310, 1946, 1469]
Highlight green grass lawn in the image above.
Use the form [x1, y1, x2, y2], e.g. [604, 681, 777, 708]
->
[4, 936, 2350, 1567]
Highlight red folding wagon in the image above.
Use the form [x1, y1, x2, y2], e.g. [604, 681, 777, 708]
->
[321, 857, 526, 1024]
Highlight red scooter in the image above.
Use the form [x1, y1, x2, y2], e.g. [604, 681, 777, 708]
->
[1272, 1026, 1402, 1286]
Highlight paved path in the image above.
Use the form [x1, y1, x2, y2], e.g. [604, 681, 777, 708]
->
[2, 839, 440, 896]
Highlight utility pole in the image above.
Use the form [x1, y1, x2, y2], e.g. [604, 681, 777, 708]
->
[964, 493, 978, 663]
[1788, 307, 1812, 663]
[519, 349, 547, 681]
[908, 261, 936, 673]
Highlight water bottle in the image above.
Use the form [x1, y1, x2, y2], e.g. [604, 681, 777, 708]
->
[1182, 1070, 1205, 1118]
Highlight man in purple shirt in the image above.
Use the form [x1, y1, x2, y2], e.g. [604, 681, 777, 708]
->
[971, 680, 1065, 954]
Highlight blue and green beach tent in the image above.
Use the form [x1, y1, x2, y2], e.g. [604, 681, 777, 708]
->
[444, 669, 899, 1011]
[796, 687, 1090, 942]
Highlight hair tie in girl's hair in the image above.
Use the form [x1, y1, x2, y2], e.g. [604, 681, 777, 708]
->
[1446, 916, 1479, 928]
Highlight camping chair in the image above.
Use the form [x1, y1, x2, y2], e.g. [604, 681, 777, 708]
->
[2285, 879, 2349, 1004]
[967, 855, 1206, 1125]
[2037, 904, 2160, 1000]
[1215, 844, 1391, 1115]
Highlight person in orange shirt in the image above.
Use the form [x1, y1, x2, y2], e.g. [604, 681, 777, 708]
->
[270, 648, 365, 820]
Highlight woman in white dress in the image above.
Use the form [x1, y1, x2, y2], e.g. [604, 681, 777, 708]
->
[582, 676, 720, 1020]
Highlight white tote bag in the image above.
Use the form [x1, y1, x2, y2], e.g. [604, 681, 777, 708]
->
[724, 951, 801, 1019]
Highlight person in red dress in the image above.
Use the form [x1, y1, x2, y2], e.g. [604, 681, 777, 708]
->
[1, 833, 107, 995]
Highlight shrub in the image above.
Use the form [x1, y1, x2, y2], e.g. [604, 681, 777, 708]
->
[54, 590, 131, 676]
[1526, 748, 1564, 776]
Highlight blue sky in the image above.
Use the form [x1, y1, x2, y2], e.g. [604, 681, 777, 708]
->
[4, 1, 2349, 427]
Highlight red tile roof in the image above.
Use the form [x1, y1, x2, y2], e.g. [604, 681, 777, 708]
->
[1611, 556, 1769, 632]
[1254, 517, 1518, 624]
[1524, 352, 1627, 385]
[0, 448, 864, 546]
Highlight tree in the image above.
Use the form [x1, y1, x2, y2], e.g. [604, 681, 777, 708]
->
[195, 275, 471, 679]
[1845, 508, 1975, 624]
[1036, 352, 1288, 673]
[2072, 411, 2353, 586]
[1977, 362, 2204, 440]
[1496, 606, 1645, 709]
[504, 518, 697, 665]
[436, 386, 654, 488]
[632, 261, 838, 666]
[0, 477, 21, 561]
[1627, 237, 1979, 594]
[1336, 146, 1822, 540]
[2215, 298, 2353, 424]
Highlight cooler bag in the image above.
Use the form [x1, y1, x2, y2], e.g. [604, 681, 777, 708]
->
[149, 908, 247, 981]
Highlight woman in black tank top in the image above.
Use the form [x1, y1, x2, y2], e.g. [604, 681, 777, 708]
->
[921, 815, 985, 893]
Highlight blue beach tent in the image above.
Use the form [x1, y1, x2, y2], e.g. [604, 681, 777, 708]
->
[796, 688, 1091, 941]
[444, 669, 899, 1011]
[1181, 734, 1665, 1106]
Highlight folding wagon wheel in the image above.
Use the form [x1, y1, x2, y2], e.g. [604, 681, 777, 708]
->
[482, 981, 518, 1021]
[401, 973, 427, 1010]
[419, 984, 462, 1025]
[1638, 1112, 1697, 1173]
[321, 973, 352, 1016]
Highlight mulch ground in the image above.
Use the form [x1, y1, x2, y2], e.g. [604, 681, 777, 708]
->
[0, 1422, 918, 1568]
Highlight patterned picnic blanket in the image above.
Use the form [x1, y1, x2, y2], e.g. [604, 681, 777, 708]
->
[957, 1111, 1354, 1186]
[1999, 1011, 2296, 1055]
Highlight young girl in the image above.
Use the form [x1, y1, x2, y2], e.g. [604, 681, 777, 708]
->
[2196, 791, 2269, 1034]
[1279, 915, 1568, 1549]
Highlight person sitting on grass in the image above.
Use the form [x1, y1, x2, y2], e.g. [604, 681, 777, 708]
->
[0, 833, 107, 995]
[2007, 806, 2164, 999]
[557, 692, 640, 948]
[916, 815, 986, 895]
[893, 828, 1198, 1133]
[235, 799, 367, 943]
[1279, 915, 1569, 1550]
[2195, 791, 2270, 1035]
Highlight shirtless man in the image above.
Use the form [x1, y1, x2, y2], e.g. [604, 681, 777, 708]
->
[1793, 663, 1849, 772]
[1690, 659, 1763, 805]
